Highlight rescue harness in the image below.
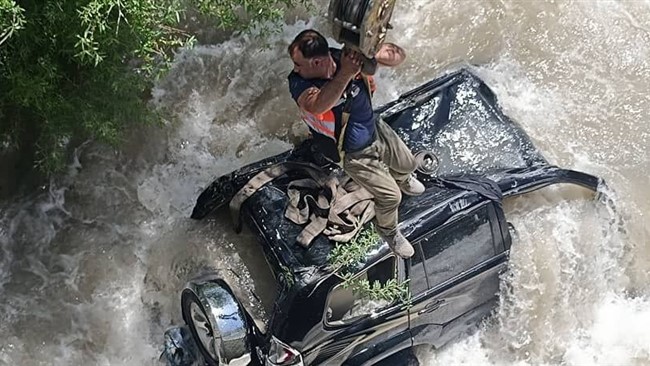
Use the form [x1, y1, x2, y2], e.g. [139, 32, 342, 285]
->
[229, 162, 376, 247]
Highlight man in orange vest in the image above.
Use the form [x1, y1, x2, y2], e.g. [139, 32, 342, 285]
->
[287, 29, 424, 258]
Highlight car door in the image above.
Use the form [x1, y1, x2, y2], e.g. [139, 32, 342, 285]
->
[408, 202, 509, 348]
[301, 255, 411, 366]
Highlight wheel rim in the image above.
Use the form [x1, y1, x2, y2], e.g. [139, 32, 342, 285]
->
[189, 301, 219, 361]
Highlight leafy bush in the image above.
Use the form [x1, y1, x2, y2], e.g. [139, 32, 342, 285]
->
[0, 1, 25, 46]
[329, 226, 381, 272]
[329, 226, 410, 305]
[0, 0, 310, 173]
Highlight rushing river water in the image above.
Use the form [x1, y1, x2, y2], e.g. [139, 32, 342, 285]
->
[1, 0, 649, 365]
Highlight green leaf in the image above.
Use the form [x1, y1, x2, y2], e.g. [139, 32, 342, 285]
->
[0, 0, 313, 173]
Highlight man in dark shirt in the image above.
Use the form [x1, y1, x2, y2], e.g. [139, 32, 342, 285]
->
[287, 29, 424, 258]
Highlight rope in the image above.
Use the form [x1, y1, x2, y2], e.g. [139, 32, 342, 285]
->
[229, 162, 376, 248]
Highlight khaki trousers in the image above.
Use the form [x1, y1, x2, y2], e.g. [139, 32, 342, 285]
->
[343, 119, 417, 235]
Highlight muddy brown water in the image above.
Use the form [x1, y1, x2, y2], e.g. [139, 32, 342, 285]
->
[1, 1, 649, 365]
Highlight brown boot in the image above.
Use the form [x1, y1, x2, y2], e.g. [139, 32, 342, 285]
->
[379, 229, 414, 258]
[398, 174, 425, 196]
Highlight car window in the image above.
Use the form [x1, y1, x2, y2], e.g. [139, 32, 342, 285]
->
[325, 256, 396, 324]
[420, 205, 495, 287]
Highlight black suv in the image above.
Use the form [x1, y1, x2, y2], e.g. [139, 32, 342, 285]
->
[161, 69, 602, 366]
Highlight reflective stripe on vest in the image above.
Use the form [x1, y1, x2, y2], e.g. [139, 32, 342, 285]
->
[298, 74, 375, 149]
[300, 109, 336, 139]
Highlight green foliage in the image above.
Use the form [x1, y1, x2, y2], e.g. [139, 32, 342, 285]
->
[329, 226, 409, 305]
[0, 0, 25, 46]
[329, 226, 381, 272]
[279, 263, 295, 289]
[0, 0, 310, 173]
[196, 0, 312, 38]
[341, 277, 409, 304]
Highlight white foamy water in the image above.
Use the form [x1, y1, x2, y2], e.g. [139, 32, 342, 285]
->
[1, 1, 649, 365]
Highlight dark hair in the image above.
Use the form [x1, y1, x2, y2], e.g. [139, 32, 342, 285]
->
[288, 29, 330, 58]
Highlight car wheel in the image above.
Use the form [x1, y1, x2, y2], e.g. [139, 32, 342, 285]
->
[182, 290, 220, 366]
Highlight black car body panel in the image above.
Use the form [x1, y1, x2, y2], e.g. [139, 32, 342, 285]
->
[178, 68, 602, 366]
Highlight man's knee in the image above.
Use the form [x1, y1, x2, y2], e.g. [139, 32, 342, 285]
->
[377, 187, 402, 209]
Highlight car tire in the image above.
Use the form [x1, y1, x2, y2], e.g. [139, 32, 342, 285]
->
[181, 290, 220, 366]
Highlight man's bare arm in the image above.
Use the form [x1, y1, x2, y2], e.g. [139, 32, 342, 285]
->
[375, 43, 406, 67]
[297, 50, 361, 115]
[296, 72, 353, 115]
